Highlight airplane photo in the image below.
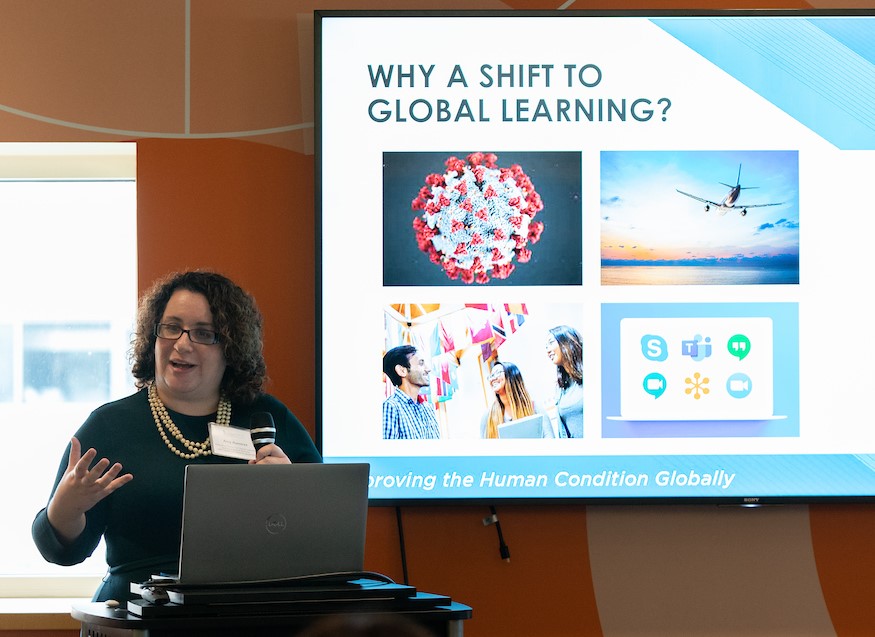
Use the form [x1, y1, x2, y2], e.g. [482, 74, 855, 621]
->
[601, 150, 799, 285]
[676, 164, 784, 216]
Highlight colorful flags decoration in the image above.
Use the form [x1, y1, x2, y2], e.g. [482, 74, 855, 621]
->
[439, 319, 455, 353]
[468, 311, 494, 344]
[430, 353, 459, 403]
[384, 303, 530, 404]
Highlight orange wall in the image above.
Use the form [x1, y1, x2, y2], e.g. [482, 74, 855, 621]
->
[3, 2, 875, 636]
[136, 139, 317, 430]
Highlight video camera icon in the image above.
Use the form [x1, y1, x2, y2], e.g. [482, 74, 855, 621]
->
[643, 373, 667, 399]
[726, 373, 752, 399]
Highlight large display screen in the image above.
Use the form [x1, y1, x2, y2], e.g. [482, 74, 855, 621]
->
[315, 10, 875, 504]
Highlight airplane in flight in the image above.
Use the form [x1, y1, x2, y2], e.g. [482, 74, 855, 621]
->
[676, 164, 784, 216]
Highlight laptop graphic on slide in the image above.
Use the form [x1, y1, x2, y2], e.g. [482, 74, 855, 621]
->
[608, 317, 786, 421]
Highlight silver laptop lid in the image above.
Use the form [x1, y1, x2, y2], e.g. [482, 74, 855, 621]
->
[177, 463, 369, 585]
[497, 413, 548, 439]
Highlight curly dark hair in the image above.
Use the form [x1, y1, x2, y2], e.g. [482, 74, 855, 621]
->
[130, 270, 266, 403]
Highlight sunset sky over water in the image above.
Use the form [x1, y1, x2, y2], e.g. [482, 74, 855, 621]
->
[600, 150, 799, 264]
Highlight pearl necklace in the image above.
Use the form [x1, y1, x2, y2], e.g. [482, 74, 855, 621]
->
[148, 383, 231, 459]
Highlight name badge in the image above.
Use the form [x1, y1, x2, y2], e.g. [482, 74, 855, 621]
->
[209, 422, 256, 460]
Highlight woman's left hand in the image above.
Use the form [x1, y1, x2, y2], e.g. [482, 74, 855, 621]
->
[248, 443, 291, 465]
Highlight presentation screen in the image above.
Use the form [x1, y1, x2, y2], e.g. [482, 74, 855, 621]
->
[315, 10, 875, 504]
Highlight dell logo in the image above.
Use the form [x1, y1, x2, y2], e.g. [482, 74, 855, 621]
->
[265, 514, 287, 534]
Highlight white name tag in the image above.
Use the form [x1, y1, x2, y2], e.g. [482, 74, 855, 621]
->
[209, 422, 256, 460]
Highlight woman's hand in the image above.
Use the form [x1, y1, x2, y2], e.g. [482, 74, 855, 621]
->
[248, 443, 291, 465]
[46, 437, 133, 543]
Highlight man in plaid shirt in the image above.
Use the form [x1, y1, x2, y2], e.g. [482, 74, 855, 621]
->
[382, 345, 441, 439]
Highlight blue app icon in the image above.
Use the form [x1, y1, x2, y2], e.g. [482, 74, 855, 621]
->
[726, 373, 752, 399]
[641, 334, 668, 362]
[681, 334, 712, 361]
[643, 373, 667, 399]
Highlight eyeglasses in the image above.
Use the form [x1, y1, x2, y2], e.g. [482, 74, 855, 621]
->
[488, 369, 505, 380]
[154, 323, 220, 345]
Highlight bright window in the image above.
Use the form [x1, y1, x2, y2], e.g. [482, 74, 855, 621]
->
[0, 143, 136, 596]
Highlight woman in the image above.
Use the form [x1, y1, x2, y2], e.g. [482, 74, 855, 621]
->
[32, 270, 321, 602]
[480, 361, 553, 439]
[546, 325, 584, 438]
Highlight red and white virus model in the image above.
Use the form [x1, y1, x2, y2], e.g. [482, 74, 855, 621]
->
[411, 152, 544, 284]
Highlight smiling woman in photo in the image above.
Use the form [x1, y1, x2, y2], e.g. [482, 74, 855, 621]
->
[546, 325, 583, 438]
[481, 361, 553, 439]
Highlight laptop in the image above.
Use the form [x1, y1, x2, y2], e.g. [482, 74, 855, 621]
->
[497, 413, 550, 439]
[172, 462, 369, 586]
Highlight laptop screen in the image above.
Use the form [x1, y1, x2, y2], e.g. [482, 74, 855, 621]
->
[176, 463, 369, 586]
[497, 413, 550, 439]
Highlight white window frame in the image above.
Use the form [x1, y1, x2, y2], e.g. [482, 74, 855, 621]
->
[0, 142, 136, 599]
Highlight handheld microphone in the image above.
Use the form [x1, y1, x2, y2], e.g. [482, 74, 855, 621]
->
[250, 412, 277, 451]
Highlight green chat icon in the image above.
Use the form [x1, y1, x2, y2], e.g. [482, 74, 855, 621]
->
[727, 334, 751, 361]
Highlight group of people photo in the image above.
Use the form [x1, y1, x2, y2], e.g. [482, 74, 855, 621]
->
[381, 303, 584, 441]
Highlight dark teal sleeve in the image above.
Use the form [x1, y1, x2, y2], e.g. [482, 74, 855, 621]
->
[32, 439, 108, 566]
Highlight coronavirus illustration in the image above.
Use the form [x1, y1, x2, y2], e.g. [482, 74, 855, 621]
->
[411, 152, 544, 284]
